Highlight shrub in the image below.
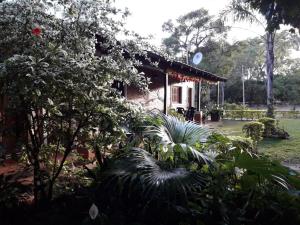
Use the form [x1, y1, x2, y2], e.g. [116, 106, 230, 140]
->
[89, 115, 300, 225]
[167, 108, 185, 121]
[223, 109, 266, 120]
[228, 135, 255, 154]
[258, 117, 276, 136]
[207, 133, 255, 155]
[242, 121, 264, 143]
[258, 117, 289, 139]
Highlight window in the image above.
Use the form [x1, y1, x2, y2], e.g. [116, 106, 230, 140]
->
[172, 86, 182, 103]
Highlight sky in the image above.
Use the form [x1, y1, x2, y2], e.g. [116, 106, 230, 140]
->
[115, 0, 266, 47]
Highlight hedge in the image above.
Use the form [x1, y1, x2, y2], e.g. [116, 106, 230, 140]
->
[223, 110, 266, 120]
[223, 110, 300, 120]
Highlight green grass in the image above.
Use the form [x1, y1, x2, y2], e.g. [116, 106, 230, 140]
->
[213, 119, 300, 163]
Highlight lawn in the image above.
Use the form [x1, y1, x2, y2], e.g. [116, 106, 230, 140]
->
[212, 119, 300, 163]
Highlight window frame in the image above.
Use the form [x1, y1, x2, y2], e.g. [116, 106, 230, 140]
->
[171, 86, 182, 104]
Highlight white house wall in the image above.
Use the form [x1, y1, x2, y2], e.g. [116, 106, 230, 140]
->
[126, 77, 195, 112]
[170, 81, 195, 110]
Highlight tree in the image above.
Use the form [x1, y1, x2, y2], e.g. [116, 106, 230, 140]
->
[224, 0, 300, 117]
[204, 31, 299, 105]
[246, 0, 300, 31]
[162, 9, 227, 63]
[0, 0, 147, 205]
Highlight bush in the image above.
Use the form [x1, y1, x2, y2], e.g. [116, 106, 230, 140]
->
[258, 117, 276, 136]
[87, 114, 300, 225]
[242, 121, 264, 143]
[228, 135, 255, 154]
[258, 117, 289, 139]
[167, 109, 185, 121]
[223, 109, 266, 120]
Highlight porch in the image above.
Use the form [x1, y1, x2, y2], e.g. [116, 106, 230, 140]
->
[126, 51, 227, 119]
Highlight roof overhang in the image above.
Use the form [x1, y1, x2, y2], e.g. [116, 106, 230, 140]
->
[145, 51, 227, 83]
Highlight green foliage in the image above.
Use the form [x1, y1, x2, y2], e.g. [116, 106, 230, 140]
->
[228, 135, 255, 153]
[258, 117, 276, 136]
[91, 118, 300, 225]
[258, 117, 290, 139]
[91, 127, 300, 225]
[242, 121, 264, 143]
[206, 132, 255, 156]
[274, 74, 300, 105]
[144, 113, 211, 165]
[98, 148, 207, 202]
[245, 0, 300, 32]
[162, 8, 227, 62]
[224, 109, 266, 120]
[0, 0, 148, 203]
[167, 108, 185, 121]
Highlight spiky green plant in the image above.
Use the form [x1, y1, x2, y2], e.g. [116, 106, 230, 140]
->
[99, 148, 208, 201]
[144, 113, 212, 164]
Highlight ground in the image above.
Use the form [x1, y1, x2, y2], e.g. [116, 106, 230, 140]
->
[208, 119, 300, 171]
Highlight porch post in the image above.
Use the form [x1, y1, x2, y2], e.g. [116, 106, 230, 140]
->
[217, 81, 220, 107]
[163, 73, 168, 115]
[197, 80, 202, 111]
[221, 82, 225, 106]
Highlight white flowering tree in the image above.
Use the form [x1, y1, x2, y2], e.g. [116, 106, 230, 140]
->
[0, 0, 148, 205]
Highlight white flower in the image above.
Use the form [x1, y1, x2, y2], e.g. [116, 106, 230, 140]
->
[89, 203, 99, 220]
[234, 167, 246, 178]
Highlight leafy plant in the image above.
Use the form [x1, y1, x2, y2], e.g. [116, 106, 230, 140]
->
[242, 121, 264, 144]
[92, 147, 210, 225]
[0, 0, 148, 204]
[167, 108, 185, 121]
[144, 113, 211, 165]
[258, 117, 276, 136]
[88, 113, 300, 225]
[259, 117, 289, 139]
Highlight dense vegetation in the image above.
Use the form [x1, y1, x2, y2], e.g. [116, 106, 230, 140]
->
[89, 113, 300, 225]
[0, 0, 300, 225]
[0, 0, 148, 205]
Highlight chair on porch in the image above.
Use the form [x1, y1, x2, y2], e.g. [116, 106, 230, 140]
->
[185, 107, 196, 121]
[176, 107, 185, 115]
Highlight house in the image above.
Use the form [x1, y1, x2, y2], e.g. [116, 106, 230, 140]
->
[124, 51, 227, 115]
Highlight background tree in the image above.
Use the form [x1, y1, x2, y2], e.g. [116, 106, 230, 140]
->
[203, 31, 300, 105]
[0, 0, 147, 205]
[162, 8, 227, 63]
[246, 0, 300, 31]
[224, 0, 300, 117]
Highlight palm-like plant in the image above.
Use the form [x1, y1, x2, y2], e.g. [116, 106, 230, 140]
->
[92, 116, 299, 225]
[99, 148, 208, 200]
[159, 113, 210, 144]
[144, 113, 212, 163]
[95, 147, 209, 224]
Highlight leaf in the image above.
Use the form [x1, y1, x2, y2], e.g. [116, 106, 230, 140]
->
[101, 148, 208, 203]
[47, 98, 54, 105]
[36, 89, 41, 96]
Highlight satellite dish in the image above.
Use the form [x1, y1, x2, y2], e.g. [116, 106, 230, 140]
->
[192, 52, 203, 65]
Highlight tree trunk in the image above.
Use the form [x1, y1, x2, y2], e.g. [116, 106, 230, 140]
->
[33, 154, 47, 206]
[266, 31, 275, 118]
